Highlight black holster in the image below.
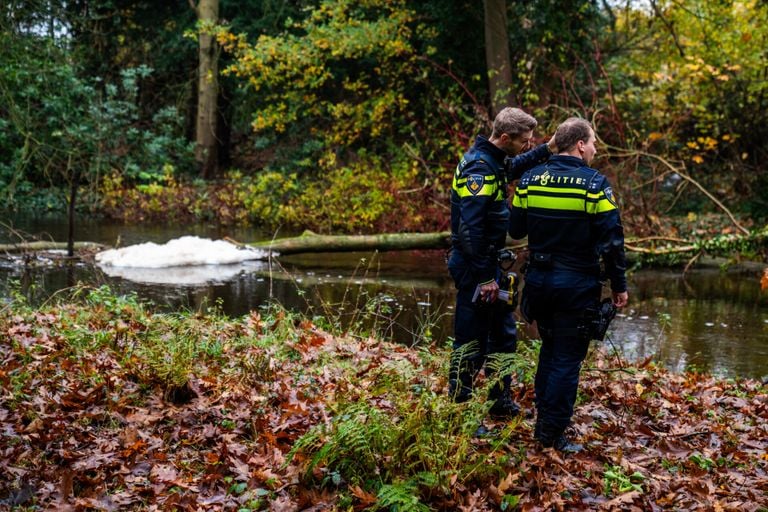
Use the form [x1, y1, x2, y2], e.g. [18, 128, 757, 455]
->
[582, 298, 617, 341]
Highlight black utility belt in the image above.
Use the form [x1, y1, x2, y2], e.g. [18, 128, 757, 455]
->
[528, 252, 599, 275]
[449, 243, 505, 256]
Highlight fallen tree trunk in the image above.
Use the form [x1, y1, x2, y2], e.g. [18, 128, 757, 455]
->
[623, 228, 768, 273]
[247, 228, 767, 259]
[243, 229, 767, 275]
[626, 228, 768, 257]
[5, 228, 766, 270]
[247, 231, 452, 255]
[0, 241, 106, 254]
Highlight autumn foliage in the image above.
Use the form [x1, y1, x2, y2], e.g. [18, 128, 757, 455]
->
[1, 286, 766, 510]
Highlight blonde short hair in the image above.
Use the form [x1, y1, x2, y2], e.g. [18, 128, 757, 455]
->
[491, 107, 537, 138]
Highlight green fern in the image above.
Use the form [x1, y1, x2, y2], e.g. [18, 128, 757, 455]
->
[485, 341, 540, 386]
[449, 340, 480, 370]
[288, 401, 395, 484]
[287, 339, 518, 506]
[286, 423, 326, 470]
[375, 481, 430, 512]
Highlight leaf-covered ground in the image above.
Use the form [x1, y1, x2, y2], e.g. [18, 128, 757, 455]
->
[1, 287, 766, 511]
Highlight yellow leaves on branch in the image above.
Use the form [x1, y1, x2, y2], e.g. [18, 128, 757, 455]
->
[685, 133, 737, 164]
[680, 57, 739, 84]
[214, 30, 239, 48]
[212, 0, 418, 139]
[698, 136, 718, 150]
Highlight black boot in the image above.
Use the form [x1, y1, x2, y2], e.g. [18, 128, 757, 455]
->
[488, 374, 520, 418]
[534, 417, 542, 439]
[448, 357, 476, 403]
[537, 423, 583, 453]
[489, 395, 521, 418]
[448, 379, 472, 403]
[550, 434, 583, 453]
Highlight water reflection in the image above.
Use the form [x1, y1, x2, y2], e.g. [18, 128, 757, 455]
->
[1, 216, 767, 379]
[610, 268, 768, 379]
[2, 253, 767, 379]
[0, 250, 456, 347]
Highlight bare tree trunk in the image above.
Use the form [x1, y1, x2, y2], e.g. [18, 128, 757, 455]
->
[483, 0, 513, 116]
[191, 0, 219, 179]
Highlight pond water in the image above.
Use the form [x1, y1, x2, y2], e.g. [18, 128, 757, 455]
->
[2, 215, 768, 380]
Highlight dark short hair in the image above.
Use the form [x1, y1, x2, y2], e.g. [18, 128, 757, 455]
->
[491, 107, 537, 138]
[554, 117, 593, 152]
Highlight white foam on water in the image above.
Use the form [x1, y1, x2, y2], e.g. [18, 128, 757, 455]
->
[99, 263, 255, 286]
[95, 236, 267, 268]
[94, 236, 269, 285]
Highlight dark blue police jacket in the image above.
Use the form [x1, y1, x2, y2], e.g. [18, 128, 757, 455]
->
[509, 154, 627, 292]
[450, 135, 551, 284]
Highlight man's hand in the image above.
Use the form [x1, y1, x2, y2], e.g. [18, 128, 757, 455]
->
[612, 291, 629, 308]
[479, 280, 499, 303]
[547, 137, 558, 154]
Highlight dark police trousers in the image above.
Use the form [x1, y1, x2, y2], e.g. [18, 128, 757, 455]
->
[447, 250, 517, 402]
[522, 268, 601, 438]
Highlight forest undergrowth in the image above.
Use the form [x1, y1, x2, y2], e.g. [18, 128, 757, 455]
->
[0, 286, 766, 511]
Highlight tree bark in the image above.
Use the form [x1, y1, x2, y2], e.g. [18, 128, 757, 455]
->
[247, 231, 452, 255]
[483, 0, 514, 116]
[245, 228, 768, 265]
[191, 0, 219, 179]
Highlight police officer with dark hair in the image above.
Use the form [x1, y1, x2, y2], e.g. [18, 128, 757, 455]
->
[509, 117, 628, 451]
[448, 107, 554, 418]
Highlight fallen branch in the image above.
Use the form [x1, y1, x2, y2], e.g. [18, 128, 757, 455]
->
[626, 236, 690, 245]
[624, 243, 697, 254]
[247, 230, 452, 255]
[607, 147, 750, 236]
[623, 227, 768, 266]
[682, 250, 702, 275]
[0, 241, 106, 254]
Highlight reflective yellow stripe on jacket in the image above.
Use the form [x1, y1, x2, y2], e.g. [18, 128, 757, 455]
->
[452, 166, 503, 199]
[513, 185, 616, 213]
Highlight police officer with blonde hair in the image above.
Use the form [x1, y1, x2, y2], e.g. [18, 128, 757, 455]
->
[448, 107, 554, 418]
[509, 117, 628, 451]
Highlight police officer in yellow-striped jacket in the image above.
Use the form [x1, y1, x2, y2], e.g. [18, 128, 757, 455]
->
[509, 117, 628, 452]
[448, 107, 553, 418]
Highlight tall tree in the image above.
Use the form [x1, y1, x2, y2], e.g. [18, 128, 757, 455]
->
[190, 0, 220, 179]
[483, 0, 513, 115]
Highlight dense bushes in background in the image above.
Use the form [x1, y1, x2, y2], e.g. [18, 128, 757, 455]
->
[2, 0, 767, 233]
[100, 156, 448, 233]
[0, 30, 195, 212]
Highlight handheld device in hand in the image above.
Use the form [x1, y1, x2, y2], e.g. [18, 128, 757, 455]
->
[472, 286, 511, 304]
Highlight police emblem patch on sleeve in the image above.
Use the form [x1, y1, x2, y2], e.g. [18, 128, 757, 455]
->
[604, 186, 617, 206]
[467, 174, 484, 195]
